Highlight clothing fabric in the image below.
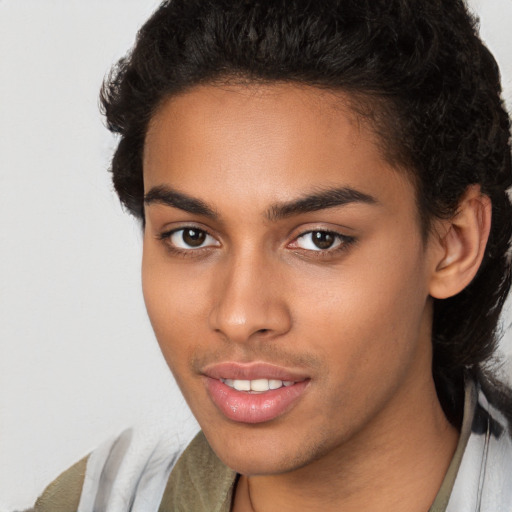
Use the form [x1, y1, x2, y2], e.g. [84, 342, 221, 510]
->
[443, 380, 512, 511]
[430, 378, 512, 511]
[33, 377, 512, 512]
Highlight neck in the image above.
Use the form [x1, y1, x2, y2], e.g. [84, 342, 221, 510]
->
[232, 371, 459, 512]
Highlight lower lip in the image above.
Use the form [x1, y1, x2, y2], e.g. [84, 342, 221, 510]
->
[205, 377, 309, 424]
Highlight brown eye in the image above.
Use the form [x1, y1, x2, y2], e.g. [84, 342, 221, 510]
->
[311, 231, 336, 249]
[293, 230, 350, 252]
[167, 228, 219, 250]
[182, 228, 206, 247]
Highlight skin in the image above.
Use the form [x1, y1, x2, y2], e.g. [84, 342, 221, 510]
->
[142, 83, 461, 511]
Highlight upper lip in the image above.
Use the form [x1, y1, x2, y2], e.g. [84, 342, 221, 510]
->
[202, 362, 309, 381]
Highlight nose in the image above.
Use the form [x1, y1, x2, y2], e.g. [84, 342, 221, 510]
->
[208, 251, 292, 344]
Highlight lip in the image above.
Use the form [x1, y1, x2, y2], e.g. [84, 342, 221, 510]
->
[202, 361, 308, 381]
[202, 362, 310, 424]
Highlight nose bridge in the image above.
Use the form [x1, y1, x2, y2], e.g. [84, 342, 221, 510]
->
[209, 245, 291, 342]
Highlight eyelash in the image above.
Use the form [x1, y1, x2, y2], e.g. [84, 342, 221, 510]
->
[290, 230, 355, 257]
[157, 227, 355, 259]
[158, 226, 219, 257]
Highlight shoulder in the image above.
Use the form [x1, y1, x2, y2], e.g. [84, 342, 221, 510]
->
[160, 431, 237, 512]
[32, 456, 88, 512]
[31, 425, 180, 511]
[30, 429, 235, 512]
[474, 376, 512, 493]
[445, 374, 512, 511]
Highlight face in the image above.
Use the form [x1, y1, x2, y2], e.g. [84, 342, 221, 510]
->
[142, 84, 440, 476]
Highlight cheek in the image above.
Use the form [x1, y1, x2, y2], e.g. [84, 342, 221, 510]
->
[141, 247, 210, 367]
[141, 262, 214, 420]
[292, 243, 430, 388]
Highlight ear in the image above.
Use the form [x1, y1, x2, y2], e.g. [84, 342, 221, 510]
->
[429, 185, 492, 299]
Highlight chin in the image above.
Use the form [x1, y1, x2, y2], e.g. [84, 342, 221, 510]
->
[204, 424, 321, 476]
[220, 451, 303, 477]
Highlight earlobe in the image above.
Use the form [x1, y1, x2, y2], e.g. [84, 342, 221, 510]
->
[429, 186, 492, 299]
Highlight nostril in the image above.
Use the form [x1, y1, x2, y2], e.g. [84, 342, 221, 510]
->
[257, 329, 269, 335]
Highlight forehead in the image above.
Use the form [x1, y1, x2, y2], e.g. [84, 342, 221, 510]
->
[145, 83, 364, 171]
[143, 83, 415, 217]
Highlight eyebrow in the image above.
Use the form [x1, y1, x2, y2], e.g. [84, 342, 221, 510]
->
[144, 185, 218, 219]
[144, 184, 378, 221]
[267, 187, 378, 221]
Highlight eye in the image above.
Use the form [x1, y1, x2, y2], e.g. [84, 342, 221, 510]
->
[165, 227, 219, 250]
[293, 230, 348, 251]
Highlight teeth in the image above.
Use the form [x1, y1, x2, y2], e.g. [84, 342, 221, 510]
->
[269, 379, 283, 390]
[233, 379, 251, 391]
[221, 378, 295, 392]
[250, 378, 270, 392]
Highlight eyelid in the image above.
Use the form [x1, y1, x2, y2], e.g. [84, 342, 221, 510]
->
[294, 231, 342, 251]
[287, 228, 356, 254]
[158, 224, 221, 252]
[156, 223, 355, 257]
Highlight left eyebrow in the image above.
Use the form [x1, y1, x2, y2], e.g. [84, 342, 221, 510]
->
[267, 187, 378, 221]
[144, 185, 218, 219]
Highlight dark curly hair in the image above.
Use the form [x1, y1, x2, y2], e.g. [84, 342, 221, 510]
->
[100, 0, 512, 424]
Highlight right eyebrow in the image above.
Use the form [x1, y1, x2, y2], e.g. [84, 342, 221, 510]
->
[144, 185, 218, 219]
[267, 186, 378, 221]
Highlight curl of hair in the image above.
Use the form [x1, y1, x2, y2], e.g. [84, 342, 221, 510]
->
[101, 0, 512, 423]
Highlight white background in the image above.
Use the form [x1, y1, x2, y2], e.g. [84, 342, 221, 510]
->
[1, 1, 511, 510]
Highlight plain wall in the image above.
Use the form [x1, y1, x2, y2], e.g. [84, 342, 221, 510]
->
[1, 1, 511, 510]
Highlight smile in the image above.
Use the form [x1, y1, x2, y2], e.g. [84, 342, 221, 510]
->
[202, 362, 311, 423]
[220, 378, 295, 393]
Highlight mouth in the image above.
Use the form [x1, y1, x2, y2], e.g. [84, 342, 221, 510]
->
[220, 378, 296, 393]
[202, 362, 310, 424]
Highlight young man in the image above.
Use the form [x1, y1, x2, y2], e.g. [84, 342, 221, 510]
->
[33, 0, 512, 510]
